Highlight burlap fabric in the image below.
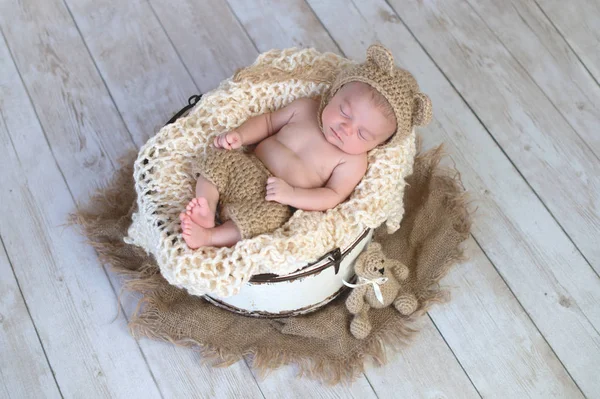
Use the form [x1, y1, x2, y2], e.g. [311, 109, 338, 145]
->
[73, 142, 471, 384]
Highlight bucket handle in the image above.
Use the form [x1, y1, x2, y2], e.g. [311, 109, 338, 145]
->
[165, 94, 202, 126]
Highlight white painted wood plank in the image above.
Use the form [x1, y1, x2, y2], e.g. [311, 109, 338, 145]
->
[307, 0, 588, 396]
[429, 238, 583, 397]
[0, 239, 62, 399]
[388, 0, 600, 273]
[1, 0, 267, 397]
[250, 367, 378, 399]
[114, 292, 263, 399]
[63, 0, 194, 147]
[225, 1, 480, 396]
[537, 0, 600, 85]
[466, 0, 600, 158]
[0, 0, 133, 202]
[0, 31, 162, 398]
[361, 320, 480, 398]
[148, 0, 258, 93]
[136, 341, 264, 399]
[226, 0, 340, 53]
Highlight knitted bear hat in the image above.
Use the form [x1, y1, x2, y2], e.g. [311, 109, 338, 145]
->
[319, 44, 433, 147]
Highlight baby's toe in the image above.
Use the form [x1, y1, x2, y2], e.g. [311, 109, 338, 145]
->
[197, 197, 208, 207]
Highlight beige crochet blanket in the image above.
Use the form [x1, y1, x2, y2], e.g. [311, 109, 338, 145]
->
[125, 48, 417, 298]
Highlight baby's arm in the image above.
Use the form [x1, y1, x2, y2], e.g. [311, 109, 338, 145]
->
[214, 99, 307, 148]
[273, 156, 368, 211]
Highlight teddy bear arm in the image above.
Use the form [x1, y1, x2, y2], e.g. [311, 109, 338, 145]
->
[390, 260, 410, 281]
[346, 285, 368, 314]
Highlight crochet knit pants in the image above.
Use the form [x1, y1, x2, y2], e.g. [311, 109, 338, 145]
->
[194, 147, 293, 239]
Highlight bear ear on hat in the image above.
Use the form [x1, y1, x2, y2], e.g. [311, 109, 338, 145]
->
[367, 44, 395, 75]
[412, 92, 433, 126]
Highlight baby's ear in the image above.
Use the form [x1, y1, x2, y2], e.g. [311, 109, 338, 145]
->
[412, 92, 433, 126]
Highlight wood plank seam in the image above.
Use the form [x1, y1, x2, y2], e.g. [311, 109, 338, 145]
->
[145, 1, 207, 108]
[222, 1, 261, 53]
[60, 0, 138, 148]
[533, 0, 600, 88]
[0, 236, 64, 398]
[426, 313, 483, 397]
[297, 0, 344, 54]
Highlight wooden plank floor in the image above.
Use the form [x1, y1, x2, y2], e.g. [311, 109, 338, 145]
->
[1, 0, 598, 397]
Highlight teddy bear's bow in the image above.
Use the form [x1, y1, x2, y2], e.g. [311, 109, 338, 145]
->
[343, 276, 389, 304]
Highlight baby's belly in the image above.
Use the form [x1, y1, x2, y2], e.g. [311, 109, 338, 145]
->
[254, 139, 325, 189]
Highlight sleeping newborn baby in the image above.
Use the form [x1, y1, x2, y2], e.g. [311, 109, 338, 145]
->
[180, 44, 432, 249]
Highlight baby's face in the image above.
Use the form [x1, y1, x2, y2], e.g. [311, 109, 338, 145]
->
[321, 82, 396, 155]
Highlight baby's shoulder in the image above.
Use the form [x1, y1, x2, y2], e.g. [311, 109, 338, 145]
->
[340, 151, 368, 172]
[288, 97, 319, 116]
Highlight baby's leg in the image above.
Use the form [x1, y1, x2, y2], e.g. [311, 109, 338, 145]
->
[180, 218, 242, 249]
[184, 175, 219, 228]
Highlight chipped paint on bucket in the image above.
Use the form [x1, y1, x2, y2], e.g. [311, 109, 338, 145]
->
[205, 229, 373, 318]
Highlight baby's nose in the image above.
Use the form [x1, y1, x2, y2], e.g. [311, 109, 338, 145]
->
[340, 123, 353, 136]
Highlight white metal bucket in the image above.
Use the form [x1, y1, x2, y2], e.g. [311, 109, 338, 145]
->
[205, 228, 373, 318]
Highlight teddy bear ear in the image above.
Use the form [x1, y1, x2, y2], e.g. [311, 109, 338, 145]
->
[412, 92, 433, 126]
[367, 44, 395, 75]
[367, 241, 383, 253]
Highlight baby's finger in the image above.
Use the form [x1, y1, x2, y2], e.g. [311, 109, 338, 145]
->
[221, 136, 230, 149]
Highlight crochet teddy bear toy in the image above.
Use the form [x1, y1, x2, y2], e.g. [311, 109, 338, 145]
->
[345, 242, 419, 339]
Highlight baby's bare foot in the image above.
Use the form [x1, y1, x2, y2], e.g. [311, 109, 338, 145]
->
[185, 197, 215, 228]
[180, 213, 212, 249]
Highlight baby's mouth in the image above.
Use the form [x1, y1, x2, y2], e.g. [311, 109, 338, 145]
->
[330, 127, 342, 142]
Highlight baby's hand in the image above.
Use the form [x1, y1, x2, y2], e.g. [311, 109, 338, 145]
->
[266, 177, 294, 205]
[213, 131, 242, 150]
